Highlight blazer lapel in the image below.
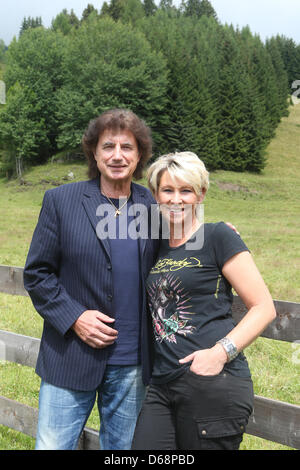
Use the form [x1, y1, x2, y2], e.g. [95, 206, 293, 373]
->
[81, 180, 152, 260]
[82, 178, 111, 260]
[131, 183, 148, 257]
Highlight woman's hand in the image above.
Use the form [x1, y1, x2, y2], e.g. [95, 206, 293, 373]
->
[179, 344, 227, 376]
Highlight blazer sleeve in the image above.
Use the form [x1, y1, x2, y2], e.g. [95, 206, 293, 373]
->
[23, 189, 86, 336]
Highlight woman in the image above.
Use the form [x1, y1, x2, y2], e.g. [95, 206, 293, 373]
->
[132, 152, 276, 450]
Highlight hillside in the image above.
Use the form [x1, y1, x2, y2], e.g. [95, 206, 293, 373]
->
[205, 103, 300, 303]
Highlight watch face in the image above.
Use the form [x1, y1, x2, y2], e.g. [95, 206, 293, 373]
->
[218, 338, 238, 361]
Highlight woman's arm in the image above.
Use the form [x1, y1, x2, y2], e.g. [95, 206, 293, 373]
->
[179, 251, 276, 375]
[221, 250, 276, 351]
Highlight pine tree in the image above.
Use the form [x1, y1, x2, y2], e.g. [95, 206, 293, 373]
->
[213, 25, 258, 171]
[69, 9, 80, 28]
[100, 2, 111, 16]
[20, 17, 28, 37]
[159, 0, 173, 9]
[136, 14, 220, 166]
[217, 90, 247, 171]
[19, 16, 43, 37]
[274, 35, 300, 88]
[143, 0, 157, 16]
[177, 60, 220, 169]
[266, 37, 289, 116]
[253, 38, 282, 139]
[199, 0, 217, 19]
[0, 39, 6, 62]
[158, 0, 179, 16]
[119, 0, 145, 25]
[81, 4, 98, 22]
[182, 0, 217, 20]
[106, 0, 125, 20]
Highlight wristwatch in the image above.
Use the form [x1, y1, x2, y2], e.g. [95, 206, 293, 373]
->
[217, 337, 239, 362]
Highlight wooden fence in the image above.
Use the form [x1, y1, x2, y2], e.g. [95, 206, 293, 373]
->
[0, 264, 300, 450]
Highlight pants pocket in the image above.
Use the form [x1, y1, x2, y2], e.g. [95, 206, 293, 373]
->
[195, 416, 248, 450]
[183, 370, 232, 417]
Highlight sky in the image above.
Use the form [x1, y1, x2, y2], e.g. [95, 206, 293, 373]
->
[0, 0, 299, 46]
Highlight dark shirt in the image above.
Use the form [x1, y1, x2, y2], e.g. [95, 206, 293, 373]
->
[147, 222, 251, 383]
[100, 195, 142, 365]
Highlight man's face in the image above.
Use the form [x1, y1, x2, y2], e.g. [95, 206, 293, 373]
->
[94, 129, 140, 185]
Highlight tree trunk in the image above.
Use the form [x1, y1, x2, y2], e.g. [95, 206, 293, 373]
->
[16, 156, 23, 179]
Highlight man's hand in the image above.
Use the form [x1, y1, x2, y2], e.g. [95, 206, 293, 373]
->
[226, 222, 240, 236]
[72, 310, 118, 349]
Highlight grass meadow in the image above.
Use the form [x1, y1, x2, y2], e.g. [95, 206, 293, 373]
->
[0, 105, 300, 450]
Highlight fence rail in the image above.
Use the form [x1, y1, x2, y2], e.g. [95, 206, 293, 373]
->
[0, 264, 299, 450]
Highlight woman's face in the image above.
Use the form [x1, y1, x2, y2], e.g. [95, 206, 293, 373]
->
[155, 170, 206, 229]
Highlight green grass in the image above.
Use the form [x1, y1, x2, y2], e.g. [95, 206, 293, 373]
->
[0, 105, 300, 450]
[0, 161, 89, 266]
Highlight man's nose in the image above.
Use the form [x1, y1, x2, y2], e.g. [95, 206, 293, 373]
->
[112, 144, 122, 159]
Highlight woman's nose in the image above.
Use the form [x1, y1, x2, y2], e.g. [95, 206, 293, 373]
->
[170, 192, 182, 204]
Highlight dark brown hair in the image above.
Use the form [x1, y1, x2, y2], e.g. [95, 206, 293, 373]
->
[82, 108, 152, 180]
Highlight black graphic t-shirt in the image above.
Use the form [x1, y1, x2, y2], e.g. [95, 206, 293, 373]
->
[147, 222, 251, 384]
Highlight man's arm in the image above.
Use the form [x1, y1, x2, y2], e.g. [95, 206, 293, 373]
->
[24, 190, 118, 347]
[24, 190, 87, 335]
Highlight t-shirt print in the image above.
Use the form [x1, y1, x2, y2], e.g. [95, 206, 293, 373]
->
[147, 272, 196, 344]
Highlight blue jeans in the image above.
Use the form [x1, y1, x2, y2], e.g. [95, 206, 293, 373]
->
[35, 365, 146, 450]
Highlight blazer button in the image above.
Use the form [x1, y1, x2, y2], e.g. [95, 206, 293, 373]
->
[107, 264, 112, 271]
[107, 294, 113, 301]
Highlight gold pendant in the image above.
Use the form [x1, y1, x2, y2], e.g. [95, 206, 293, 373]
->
[115, 209, 121, 217]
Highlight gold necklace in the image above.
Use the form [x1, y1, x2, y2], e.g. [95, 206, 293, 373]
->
[103, 192, 131, 217]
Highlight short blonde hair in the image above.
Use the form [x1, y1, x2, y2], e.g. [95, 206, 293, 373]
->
[147, 152, 209, 195]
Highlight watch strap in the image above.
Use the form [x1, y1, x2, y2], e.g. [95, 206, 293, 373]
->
[217, 337, 239, 362]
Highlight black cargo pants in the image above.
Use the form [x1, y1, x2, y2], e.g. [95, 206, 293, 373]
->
[132, 369, 254, 450]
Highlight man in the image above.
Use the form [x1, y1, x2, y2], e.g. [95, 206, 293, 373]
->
[23, 109, 159, 450]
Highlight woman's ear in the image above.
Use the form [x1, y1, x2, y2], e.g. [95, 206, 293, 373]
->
[198, 187, 207, 203]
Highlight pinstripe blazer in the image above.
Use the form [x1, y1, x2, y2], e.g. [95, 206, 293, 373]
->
[23, 178, 159, 390]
